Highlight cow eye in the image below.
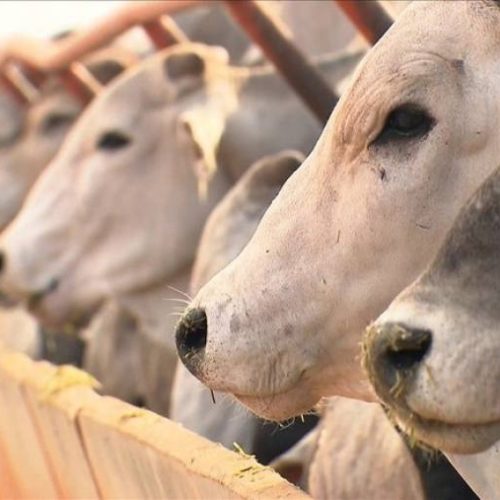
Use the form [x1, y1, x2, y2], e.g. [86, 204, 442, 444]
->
[96, 130, 131, 150]
[374, 105, 434, 145]
[40, 113, 75, 134]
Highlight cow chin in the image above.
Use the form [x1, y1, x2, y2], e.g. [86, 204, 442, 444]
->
[234, 383, 320, 422]
[389, 406, 500, 455]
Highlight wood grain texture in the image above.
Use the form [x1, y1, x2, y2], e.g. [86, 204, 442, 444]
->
[0, 345, 308, 499]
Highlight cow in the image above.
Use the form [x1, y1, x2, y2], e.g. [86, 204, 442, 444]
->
[363, 164, 500, 494]
[0, 42, 362, 330]
[363, 160, 500, 454]
[173, 0, 500, 423]
[0, 47, 133, 361]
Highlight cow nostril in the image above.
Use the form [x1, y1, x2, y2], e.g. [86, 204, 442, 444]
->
[176, 307, 208, 365]
[384, 324, 432, 371]
[364, 322, 432, 402]
[0, 251, 6, 274]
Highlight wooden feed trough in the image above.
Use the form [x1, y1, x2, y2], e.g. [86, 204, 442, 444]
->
[0, 344, 309, 499]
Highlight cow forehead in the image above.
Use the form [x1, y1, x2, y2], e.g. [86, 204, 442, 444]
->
[85, 62, 168, 122]
[395, 1, 500, 57]
[321, 0, 500, 155]
[360, 0, 500, 82]
[76, 43, 231, 135]
[64, 60, 177, 145]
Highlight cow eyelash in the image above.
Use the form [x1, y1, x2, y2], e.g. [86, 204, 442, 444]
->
[96, 130, 132, 151]
[373, 105, 435, 146]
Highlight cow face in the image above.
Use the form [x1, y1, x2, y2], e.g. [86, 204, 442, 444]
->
[364, 165, 500, 454]
[0, 44, 234, 328]
[175, 1, 500, 420]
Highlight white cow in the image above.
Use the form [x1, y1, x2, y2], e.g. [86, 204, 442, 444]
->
[174, 0, 500, 422]
[363, 163, 500, 454]
[363, 164, 500, 497]
[0, 42, 362, 329]
[0, 48, 132, 359]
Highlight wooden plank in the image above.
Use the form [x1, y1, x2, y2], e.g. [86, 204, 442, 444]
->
[0, 350, 59, 498]
[21, 364, 102, 498]
[78, 396, 309, 499]
[0, 345, 308, 499]
[0, 342, 21, 498]
[0, 432, 22, 499]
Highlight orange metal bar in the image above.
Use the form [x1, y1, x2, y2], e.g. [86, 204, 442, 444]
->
[0, 72, 31, 105]
[0, 63, 40, 105]
[142, 17, 188, 49]
[17, 65, 45, 89]
[0, 1, 197, 105]
[0, 1, 202, 74]
[59, 63, 102, 105]
[334, 0, 393, 45]
[224, 0, 338, 125]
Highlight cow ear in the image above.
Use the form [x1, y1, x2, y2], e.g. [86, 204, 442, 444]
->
[87, 60, 127, 85]
[178, 102, 227, 198]
[84, 48, 138, 85]
[174, 46, 234, 196]
[164, 47, 229, 97]
[164, 52, 206, 81]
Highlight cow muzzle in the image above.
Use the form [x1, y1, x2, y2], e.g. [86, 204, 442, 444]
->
[363, 321, 432, 404]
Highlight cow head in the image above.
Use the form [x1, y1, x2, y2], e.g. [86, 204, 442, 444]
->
[0, 44, 235, 328]
[363, 165, 500, 454]
[175, 1, 500, 420]
[0, 50, 131, 232]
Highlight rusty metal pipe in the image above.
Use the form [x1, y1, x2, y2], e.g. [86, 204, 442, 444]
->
[17, 65, 45, 90]
[334, 0, 393, 45]
[0, 71, 32, 105]
[0, 1, 202, 74]
[142, 17, 188, 50]
[224, 0, 338, 125]
[59, 63, 102, 105]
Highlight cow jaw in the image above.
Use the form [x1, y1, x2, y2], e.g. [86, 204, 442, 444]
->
[177, 0, 500, 419]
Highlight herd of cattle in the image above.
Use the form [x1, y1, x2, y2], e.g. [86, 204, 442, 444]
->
[0, 0, 499, 498]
